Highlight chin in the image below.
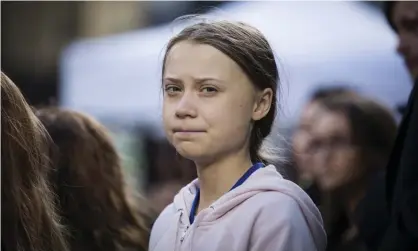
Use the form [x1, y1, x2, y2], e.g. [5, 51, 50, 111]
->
[318, 180, 337, 192]
[174, 142, 207, 162]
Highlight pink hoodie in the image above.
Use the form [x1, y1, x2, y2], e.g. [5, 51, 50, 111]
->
[149, 165, 327, 251]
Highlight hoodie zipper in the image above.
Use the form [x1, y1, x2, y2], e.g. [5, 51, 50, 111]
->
[180, 206, 215, 250]
[178, 210, 190, 245]
[180, 225, 189, 243]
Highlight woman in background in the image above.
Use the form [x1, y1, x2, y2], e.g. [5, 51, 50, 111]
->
[307, 95, 396, 251]
[292, 86, 356, 191]
[36, 108, 153, 251]
[1, 72, 68, 251]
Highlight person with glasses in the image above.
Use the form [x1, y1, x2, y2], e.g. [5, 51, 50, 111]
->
[307, 94, 397, 251]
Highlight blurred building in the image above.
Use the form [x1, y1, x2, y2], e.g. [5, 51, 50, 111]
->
[1, 1, 227, 105]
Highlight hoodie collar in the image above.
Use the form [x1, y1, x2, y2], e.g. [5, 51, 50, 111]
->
[172, 165, 325, 250]
[173, 165, 282, 223]
[189, 162, 265, 224]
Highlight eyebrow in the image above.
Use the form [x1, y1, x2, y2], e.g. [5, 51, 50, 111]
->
[195, 77, 223, 85]
[163, 76, 224, 85]
[163, 77, 182, 84]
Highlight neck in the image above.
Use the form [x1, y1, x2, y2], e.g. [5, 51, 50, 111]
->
[195, 148, 253, 212]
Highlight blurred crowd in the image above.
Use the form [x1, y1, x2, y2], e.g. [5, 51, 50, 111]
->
[1, 1, 418, 251]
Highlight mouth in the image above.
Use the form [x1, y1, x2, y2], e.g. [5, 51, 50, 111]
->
[173, 130, 205, 134]
[173, 131, 205, 140]
[172, 128, 206, 135]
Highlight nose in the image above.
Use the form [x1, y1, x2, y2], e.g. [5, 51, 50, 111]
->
[312, 146, 332, 170]
[175, 92, 197, 119]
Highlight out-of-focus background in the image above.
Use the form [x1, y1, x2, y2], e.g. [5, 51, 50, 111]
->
[1, 0, 413, 206]
[2, 1, 228, 192]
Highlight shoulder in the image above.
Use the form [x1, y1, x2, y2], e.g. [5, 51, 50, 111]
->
[247, 177, 317, 214]
[248, 190, 305, 221]
[247, 189, 326, 250]
[149, 204, 176, 251]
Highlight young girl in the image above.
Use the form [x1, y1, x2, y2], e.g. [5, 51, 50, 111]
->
[149, 20, 326, 251]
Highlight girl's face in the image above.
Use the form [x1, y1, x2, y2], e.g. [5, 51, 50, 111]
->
[162, 41, 272, 164]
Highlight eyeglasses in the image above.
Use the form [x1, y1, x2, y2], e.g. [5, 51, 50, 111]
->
[306, 136, 355, 155]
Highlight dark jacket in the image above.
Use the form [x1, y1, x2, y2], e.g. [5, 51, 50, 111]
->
[379, 80, 418, 251]
[355, 171, 389, 251]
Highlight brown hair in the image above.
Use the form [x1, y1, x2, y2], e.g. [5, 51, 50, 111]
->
[35, 108, 152, 251]
[310, 86, 357, 103]
[162, 19, 279, 163]
[321, 95, 397, 173]
[1, 72, 68, 251]
[319, 95, 397, 248]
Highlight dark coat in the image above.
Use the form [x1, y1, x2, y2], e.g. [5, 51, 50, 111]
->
[379, 80, 418, 251]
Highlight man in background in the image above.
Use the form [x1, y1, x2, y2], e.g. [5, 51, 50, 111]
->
[380, 2, 418, 250]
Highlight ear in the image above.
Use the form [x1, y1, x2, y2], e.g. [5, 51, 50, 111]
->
[252, 88, 273, 121]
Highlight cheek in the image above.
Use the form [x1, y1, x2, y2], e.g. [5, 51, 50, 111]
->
[330, 151, 361, 181]
[162, 102, 175, 133]
[310, 154, 326, 176]
[205, 100, 253, 145]
[162, 98, 176, 118]
[206, 97, 252, 125]
[331, 153, 352, 171]
[293, 132, 310, 153]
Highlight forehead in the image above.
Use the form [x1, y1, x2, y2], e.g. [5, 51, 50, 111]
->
[164, 41, 247, 82]
[300, 102, 324, 123]
[311, 111, 350, 137]
[393, 2, 418, 21]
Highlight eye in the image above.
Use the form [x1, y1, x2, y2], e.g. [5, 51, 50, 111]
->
[164, 85, 182, 95]
[201, 86, 218, 93]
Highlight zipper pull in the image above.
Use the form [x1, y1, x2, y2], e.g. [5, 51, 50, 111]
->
[178, 209, 184, 224]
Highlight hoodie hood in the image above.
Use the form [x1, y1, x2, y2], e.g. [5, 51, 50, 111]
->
[172, 164, 325, 249]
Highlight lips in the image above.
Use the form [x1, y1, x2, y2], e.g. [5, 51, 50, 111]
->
[174, 130, 205, 133]
[172, 127, 206, 133]
[173, 130, 205, 139]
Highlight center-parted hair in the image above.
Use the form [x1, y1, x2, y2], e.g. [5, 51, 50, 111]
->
[36, 108, 152, 251]
[162, 19, 279, 162]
